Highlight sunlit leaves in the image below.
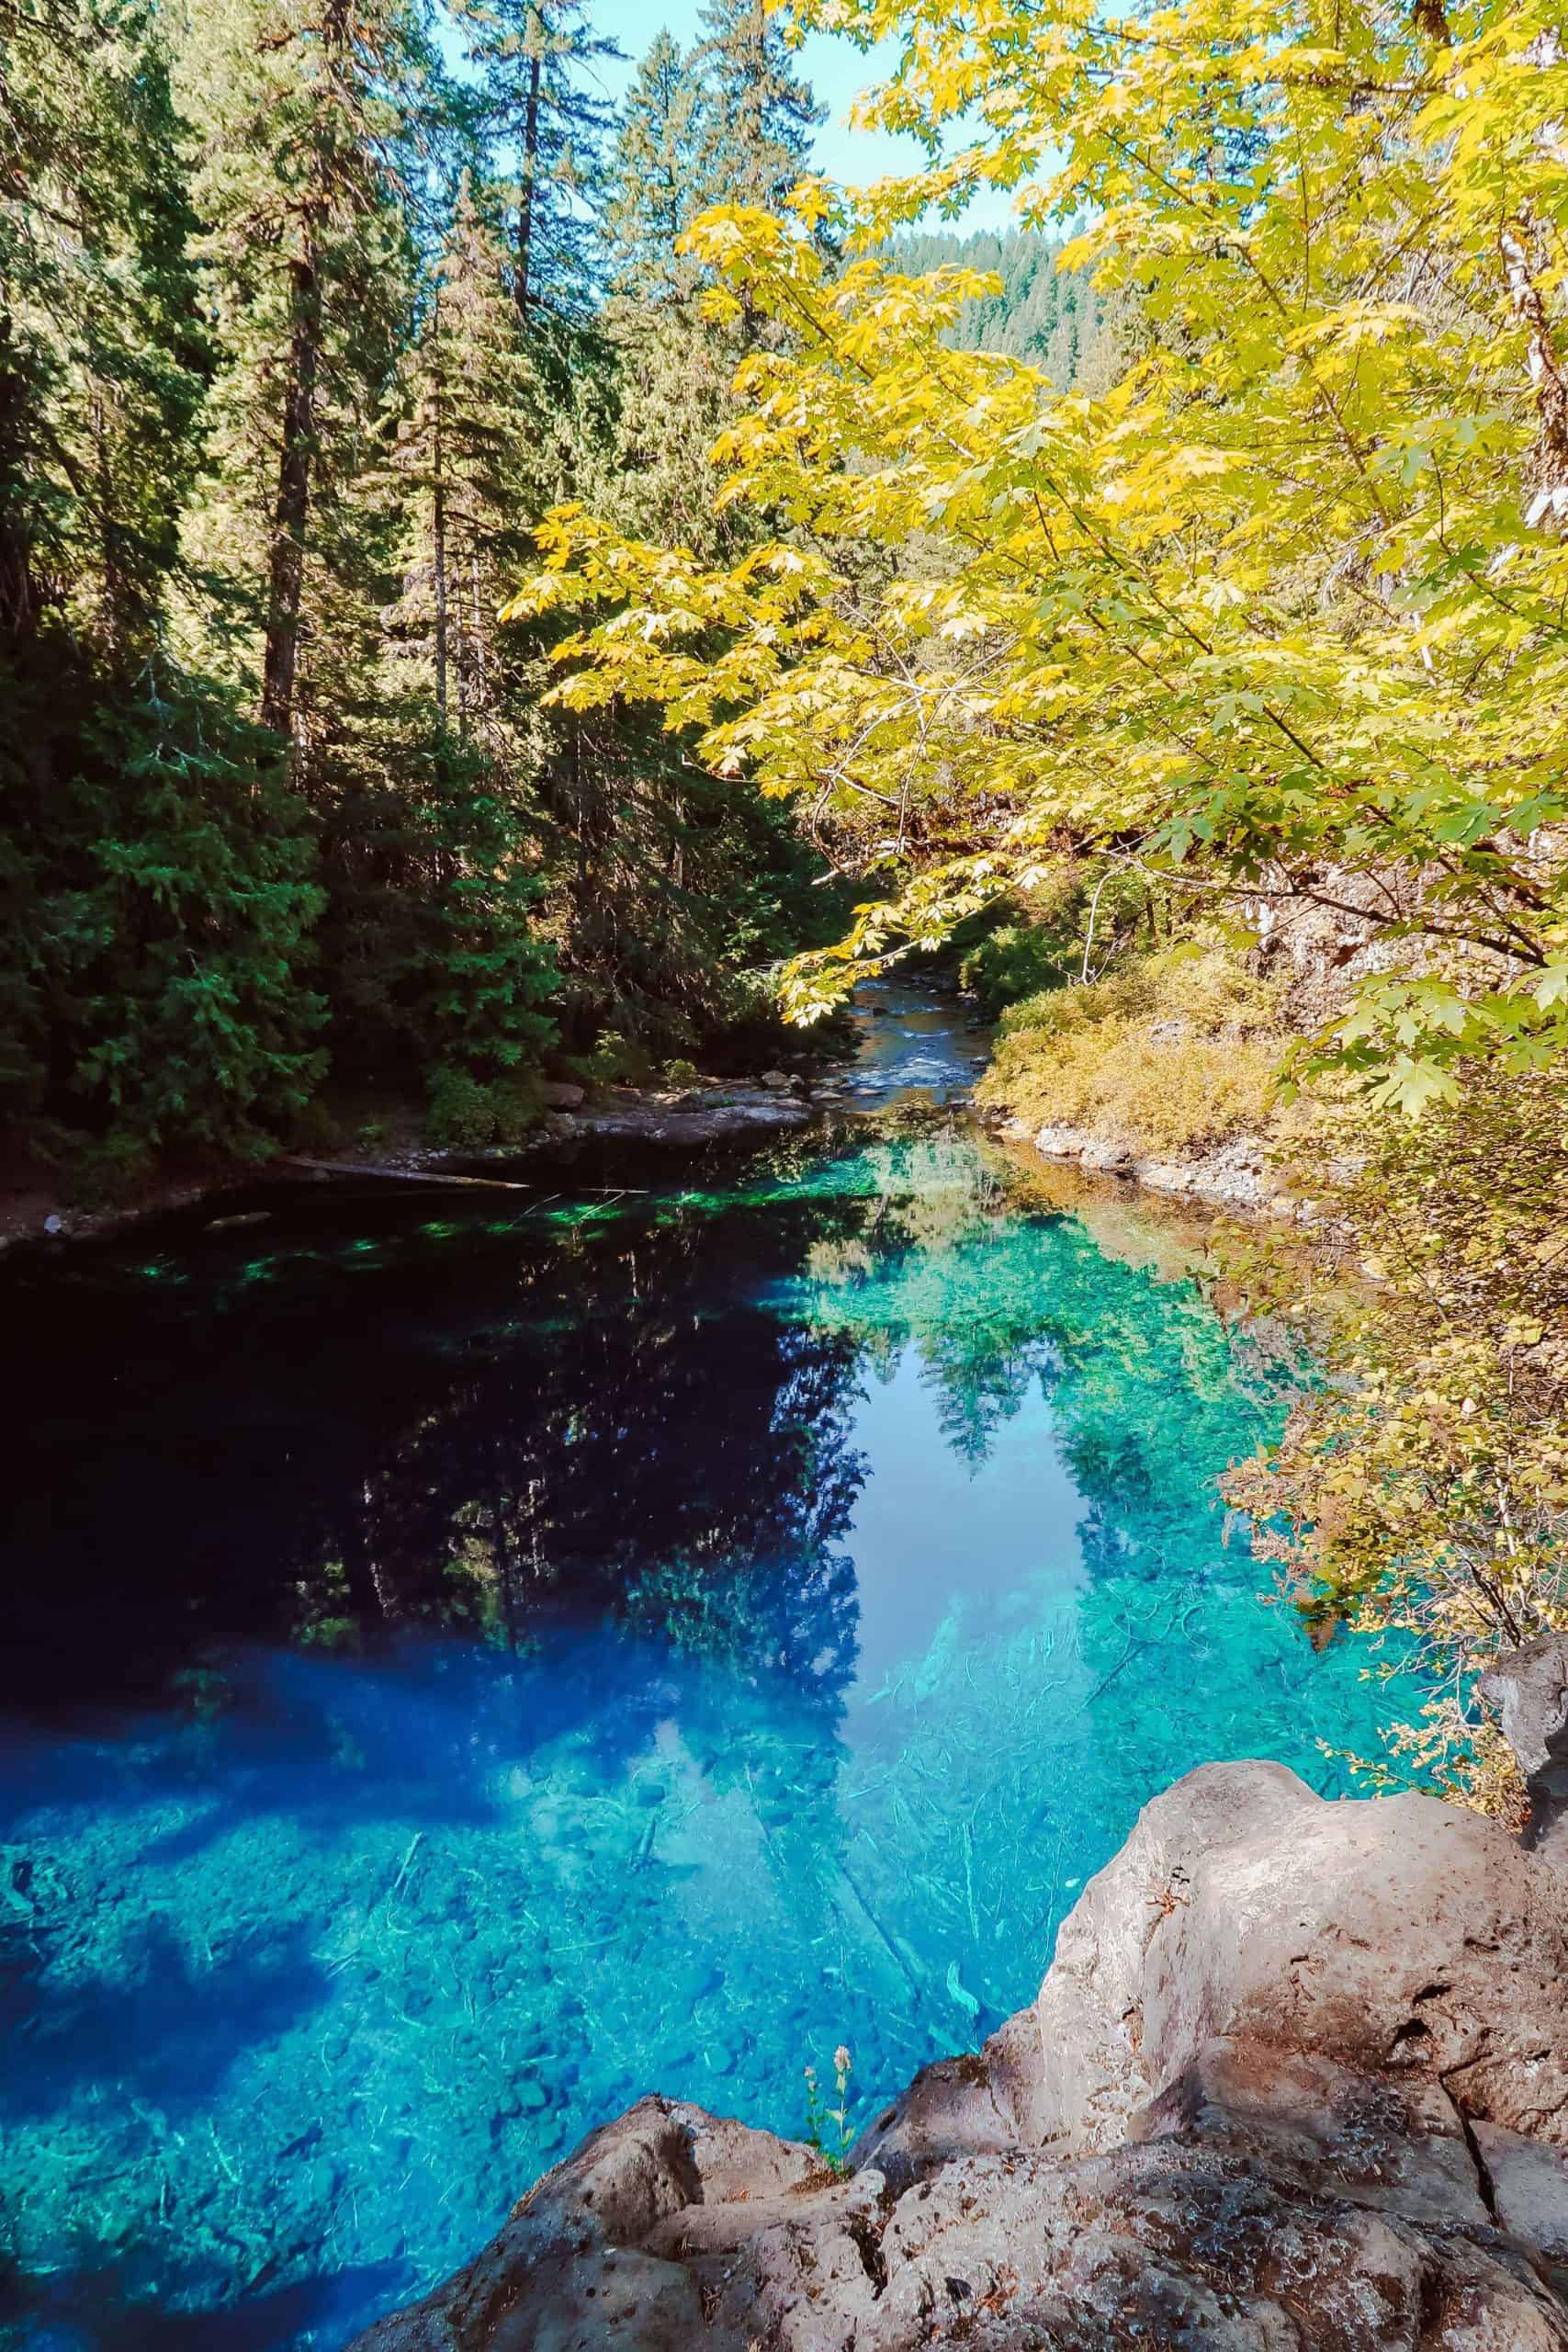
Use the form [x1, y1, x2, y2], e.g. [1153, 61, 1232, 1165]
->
[505, 0, 1568, 1062]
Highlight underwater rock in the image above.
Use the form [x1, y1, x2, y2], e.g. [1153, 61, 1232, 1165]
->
[349, 1753, 1568, 2349]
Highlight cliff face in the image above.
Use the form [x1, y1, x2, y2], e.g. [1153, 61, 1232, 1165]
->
[352, 1717, 1568, 2350]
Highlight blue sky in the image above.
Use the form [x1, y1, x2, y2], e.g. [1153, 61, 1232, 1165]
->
[583, 3, 1020, 233]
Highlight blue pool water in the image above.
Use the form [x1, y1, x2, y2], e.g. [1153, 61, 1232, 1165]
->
[0, 1109, 1416, 2349]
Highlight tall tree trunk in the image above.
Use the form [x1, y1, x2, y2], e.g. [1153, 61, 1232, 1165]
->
[515, 12, 542, 323]
[0, 325, 41, 662]
[431, 300, 449, 723]
[260, 244, 322, 742]
[260, 0, 348, 748]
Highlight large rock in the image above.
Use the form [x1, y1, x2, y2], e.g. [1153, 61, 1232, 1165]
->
[350, 1760, 1568, 2351]
[1480, 1634, 1568, 1863]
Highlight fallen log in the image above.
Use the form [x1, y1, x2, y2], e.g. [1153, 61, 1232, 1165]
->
[280, 1156, 536, 1193]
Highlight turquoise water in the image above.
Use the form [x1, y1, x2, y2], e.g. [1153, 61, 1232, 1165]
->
[0, 1120, 1415, 2349]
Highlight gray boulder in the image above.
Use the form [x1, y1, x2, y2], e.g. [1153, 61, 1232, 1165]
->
[1480, 1634, 1568, 1862]
[350, 1760, 1568, 2351]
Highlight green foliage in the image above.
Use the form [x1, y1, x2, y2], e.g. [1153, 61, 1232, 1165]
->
[424, 1066, 543, 1150]
[694, 0, 823, 216]
[0, 661, 325, 1180]
[958, 922, 1071, 1016]
[447, 0, 618, 319]
[319, 734, 557, 1107]
[605, 31, 707, 302]
[888, 229, 1122, 387]
[802, 2044, 854, 2177]
[955, 865, 1160, 1016]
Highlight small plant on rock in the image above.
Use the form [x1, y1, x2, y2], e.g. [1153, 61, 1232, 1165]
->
[804, 2043, 854, 2176]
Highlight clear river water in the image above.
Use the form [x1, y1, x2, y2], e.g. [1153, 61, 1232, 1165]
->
[0, 988, 1416, 2350]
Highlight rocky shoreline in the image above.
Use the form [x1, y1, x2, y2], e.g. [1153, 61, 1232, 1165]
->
[351, 1639, 1568, 2351]
[0, 1076, 828, 1256]
[987, 1110, 1300, 1223]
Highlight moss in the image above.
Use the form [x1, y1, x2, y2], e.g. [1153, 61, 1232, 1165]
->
[977, 944, 1292, 1156]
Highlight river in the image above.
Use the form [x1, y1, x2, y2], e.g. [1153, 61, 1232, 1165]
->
[0, 989, 1414, 2349]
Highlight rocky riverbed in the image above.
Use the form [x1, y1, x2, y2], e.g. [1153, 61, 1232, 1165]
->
[352, 1639, 1568, 2352]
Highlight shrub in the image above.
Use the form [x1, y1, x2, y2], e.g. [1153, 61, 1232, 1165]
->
[424, 1067, 542, 1149]
[1222, 1069, 1568, 1814]
[954, 867, 1163, 1018]
[978, 944, 1287, 1154]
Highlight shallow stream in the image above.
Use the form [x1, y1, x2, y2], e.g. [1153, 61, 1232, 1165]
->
[0, 992, 1414, 2349]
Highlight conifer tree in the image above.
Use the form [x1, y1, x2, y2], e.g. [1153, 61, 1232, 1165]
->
[604, 30, 706, 304]
[694, 0, 821, 214]
[175, 0, 426, 755]
[1, 0, 325, 1172]
[337, 170, 560, 1135]
[0, 0, 206, 671]
[448, 0, 618, 323]
[390, 173, 550, 733]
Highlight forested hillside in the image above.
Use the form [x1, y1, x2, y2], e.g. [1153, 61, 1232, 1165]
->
[0, 0, 833, 1186]
[890, 230, 1119, 388]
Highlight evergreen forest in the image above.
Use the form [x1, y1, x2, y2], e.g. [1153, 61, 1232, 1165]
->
[2, 0, 885, 1184]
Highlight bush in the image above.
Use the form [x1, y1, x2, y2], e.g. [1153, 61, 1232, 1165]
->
[978, 944, 1287, 1154]
[957, 922, 1071, 1014]
[1222, 1068, 1568, 1815]
[424, 1067, 543, 1149]
[955, 868, 1163, 1017]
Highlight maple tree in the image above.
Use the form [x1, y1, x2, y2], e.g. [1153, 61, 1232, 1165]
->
[512, 0, 1568, 1113]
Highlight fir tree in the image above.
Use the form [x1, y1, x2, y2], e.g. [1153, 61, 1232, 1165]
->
[604, 30, 706, 303]
[0, 0, 207, 668]
[448, 0, 619, 322]
[0, 0, 326, 1172]
[389, 173, 550, 734]
[694, 0, 821, 215]
[175, 0, 427, 752]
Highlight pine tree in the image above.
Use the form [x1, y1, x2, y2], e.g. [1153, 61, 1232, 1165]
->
[0, 0, 206, 670]
[326, 170, 561, 1134]
[604, 31, 706, 304]
[175, 0, 427, 755]
[0, 0, 325, 1174]
[389, 173, 551, 734]
[448, 0, 618, 323]
[694, 0, 821, 215]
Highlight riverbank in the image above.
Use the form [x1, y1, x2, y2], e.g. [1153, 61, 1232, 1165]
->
[0, 978, 997, 1257]
[0, 1076, 819, 1257]
[984, 1107, 1301, 1219]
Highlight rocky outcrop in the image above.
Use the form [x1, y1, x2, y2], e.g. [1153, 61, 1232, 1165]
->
[351, 1719, 1568, 2352]
[996, 1116, 1300, 1221]
[552, 1084, 812, 1146]
[1480, 1638, 1568, 1867]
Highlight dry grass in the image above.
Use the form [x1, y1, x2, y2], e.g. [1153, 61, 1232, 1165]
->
[977, 945, 1292, 1156]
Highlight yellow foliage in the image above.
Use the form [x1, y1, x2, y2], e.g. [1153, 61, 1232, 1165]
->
[505, 0, 1568, 1100]
[1221, 1068, 1568, 1809]
[978, 947, 1286, 1154]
